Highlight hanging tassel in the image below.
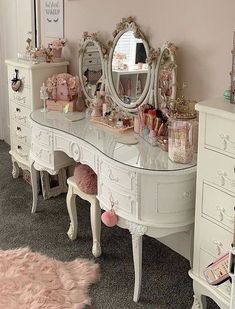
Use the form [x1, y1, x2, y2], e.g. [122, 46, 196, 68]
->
[101, 208, 118, 227]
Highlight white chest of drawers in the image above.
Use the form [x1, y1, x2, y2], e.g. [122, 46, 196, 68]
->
[5, 59, 68, 177]
[189, 98, 235, 309]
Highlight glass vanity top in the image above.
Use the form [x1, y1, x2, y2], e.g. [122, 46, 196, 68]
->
[30, 110, 197, 172]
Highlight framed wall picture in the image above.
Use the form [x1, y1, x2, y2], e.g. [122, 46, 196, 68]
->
[40, 168, 67, 200]
[44, 0, 64, 38]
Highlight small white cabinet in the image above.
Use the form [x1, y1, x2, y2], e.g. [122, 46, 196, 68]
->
[5, 59, 68, 177]
[189, 98, 235, 309]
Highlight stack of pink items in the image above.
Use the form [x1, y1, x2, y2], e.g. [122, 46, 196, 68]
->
[46, 73, 81, 112]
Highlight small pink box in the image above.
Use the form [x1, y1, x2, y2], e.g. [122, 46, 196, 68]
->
[46, 99, 76, 112]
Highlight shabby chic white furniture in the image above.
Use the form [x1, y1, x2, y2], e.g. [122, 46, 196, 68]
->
[5, 59, 68, 178]
[189, 98, 235, 308]
[29, 109, 196, 302]
[66, 176, 101, 258]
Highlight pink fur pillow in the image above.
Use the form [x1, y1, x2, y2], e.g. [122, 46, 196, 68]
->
[74, 163, 97, 195]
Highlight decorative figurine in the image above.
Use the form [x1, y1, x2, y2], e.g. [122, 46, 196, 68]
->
[40, 83, 49, 112]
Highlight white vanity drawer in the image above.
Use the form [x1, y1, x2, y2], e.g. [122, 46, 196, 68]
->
[13, 142, 29, 162]
[84, 52, 100, 60]
[31, 142, 53, 167]
[199, 217, 232, 258]
[10, 101, 31, 127]
[205, 113, 235, 158]
[201, 148, 235, 195]
[202, 183, 234, 231]
[98, 179, 136, 217]
[8, 65, 30, 87]
[32, 126, 52, 147]
[99, 160, 136, 193]
[8, 85, 31, 108]
[11, 120, 31, 147]
[83, 58, 98, 66]
[199, 249, 231, 298]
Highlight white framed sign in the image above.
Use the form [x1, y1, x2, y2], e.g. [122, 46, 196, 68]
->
[44, 0, 64, 38]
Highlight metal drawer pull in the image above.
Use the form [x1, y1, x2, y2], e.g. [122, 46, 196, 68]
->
[109, 193, 119, 208]
[216, 206, 234, 223]
[219, 133, 235, 150]
[108, 169, 119, 182]
[16, 146, 27, 158]
[217, 170, 235, 187]
[213, 240, 226, 255]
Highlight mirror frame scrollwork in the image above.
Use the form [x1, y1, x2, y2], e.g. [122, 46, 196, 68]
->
[78, 32, 107, 103]
[154, 42, 177, 110]
[107, 17, 156, 111]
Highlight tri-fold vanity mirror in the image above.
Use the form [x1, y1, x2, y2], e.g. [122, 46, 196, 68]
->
[78, 17, 177, 113]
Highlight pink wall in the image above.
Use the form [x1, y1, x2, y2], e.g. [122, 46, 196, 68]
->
[41, 0, 235, 102]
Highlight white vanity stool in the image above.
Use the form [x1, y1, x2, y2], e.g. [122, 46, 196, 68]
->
[66, 176, 101, 258]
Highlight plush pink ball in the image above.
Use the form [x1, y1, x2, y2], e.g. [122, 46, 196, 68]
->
[101, 210, 118, 227]
[74, 163, 97, 194]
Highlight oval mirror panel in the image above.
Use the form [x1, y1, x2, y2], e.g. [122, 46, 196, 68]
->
[82, 42, 103, 99]
[111, 30, 148, 106]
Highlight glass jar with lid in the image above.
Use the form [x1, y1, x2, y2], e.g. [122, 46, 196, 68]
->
[168, 116, 197, 164]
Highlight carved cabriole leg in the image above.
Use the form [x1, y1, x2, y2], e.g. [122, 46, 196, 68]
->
[90, 198, 101, 258]
[128, 222, 147, 302]
[12, 160, 20, 179]
[30, 161, 38, 214]
[66, 186, 78, 240]
[192, 286, 207, 308]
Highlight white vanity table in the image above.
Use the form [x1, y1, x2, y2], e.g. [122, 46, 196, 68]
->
[29, 109, 197, 302]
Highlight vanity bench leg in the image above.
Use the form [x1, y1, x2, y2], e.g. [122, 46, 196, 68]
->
[90, 198, 101, 258]
[132, 234, 143, 302]
[66, 186, 78, 240]
[30, 161, 38, 214]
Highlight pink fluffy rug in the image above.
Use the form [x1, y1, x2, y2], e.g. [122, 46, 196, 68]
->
[0, 247, 99, 309]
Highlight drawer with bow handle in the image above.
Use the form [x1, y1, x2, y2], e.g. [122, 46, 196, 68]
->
[8, 85, 30, 108]
[98, 179, 136, 217]
[31, 141, 53, 167]
[202, 182, 234, 231]
[32, 126, 52, 147]
[199, 217, 232, 258]
[11, 120, 31, 147]
[205, 113, 235, 158]
[99, 159, 137, 193]
[13, 143, 29, 162]
[10, 101, 31, 127]
[201, 148, 235, 194]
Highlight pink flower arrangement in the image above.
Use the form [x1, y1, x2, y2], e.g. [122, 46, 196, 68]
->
[47, 73, 81, 100]
[113, 51, 126, 61]
[49, 39, 66, 50]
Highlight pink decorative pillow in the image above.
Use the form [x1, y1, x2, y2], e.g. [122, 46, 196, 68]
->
[74, 163, 97, 195]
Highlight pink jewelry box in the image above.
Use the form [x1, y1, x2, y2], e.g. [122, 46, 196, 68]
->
[46, 99, 76, 112]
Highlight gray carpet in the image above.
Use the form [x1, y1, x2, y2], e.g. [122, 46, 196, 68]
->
[0, 141, 219, 309]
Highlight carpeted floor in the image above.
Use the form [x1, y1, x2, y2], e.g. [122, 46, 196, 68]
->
[0, 141, 219, 309]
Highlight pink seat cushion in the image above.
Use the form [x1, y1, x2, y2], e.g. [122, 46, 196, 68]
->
[73, 163, 97, 195]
